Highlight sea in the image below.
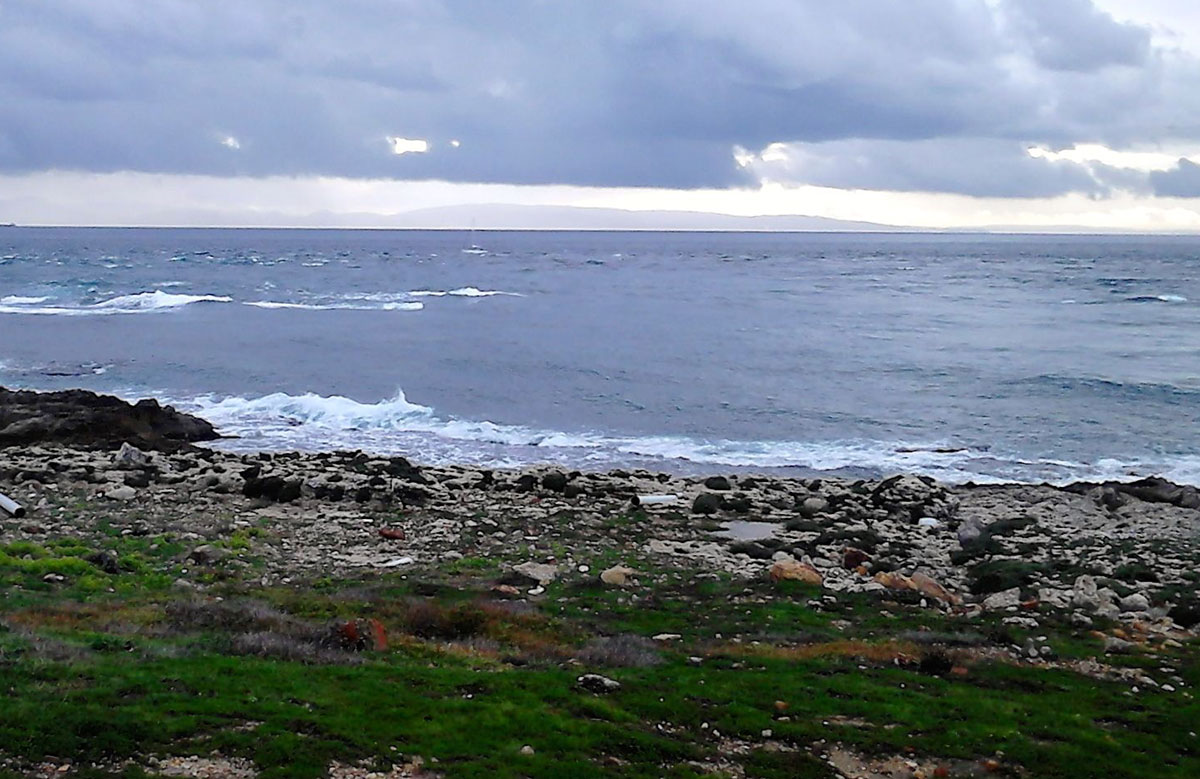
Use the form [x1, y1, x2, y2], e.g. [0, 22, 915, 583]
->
[1, 226, 1198, 485]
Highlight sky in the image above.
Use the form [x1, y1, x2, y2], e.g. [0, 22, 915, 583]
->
[4, 0, 1200, 230]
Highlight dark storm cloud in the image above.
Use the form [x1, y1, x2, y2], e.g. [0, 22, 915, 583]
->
[0, 0, 1196, 193]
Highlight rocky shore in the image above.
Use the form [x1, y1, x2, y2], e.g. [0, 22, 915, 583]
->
[1, 388, 1198, 777]
[3, 440, 1198, 636]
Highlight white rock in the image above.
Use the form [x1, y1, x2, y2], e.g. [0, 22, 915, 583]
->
[105, 485, 137, 501]
[1119, 593, 1150, 613]
[513, 561, 559, 585]
[983, 587, 1022, 611]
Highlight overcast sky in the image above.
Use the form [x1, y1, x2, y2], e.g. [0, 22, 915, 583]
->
[4, 0, 1200, 229]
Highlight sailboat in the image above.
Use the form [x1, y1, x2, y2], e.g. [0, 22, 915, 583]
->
[461, 218, 487, 255]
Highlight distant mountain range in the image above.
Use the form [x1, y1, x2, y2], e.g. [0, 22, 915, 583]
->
[121, 203, 905, 231]
[376, 204, 904, 231]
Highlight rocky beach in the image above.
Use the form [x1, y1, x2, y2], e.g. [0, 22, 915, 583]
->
[1, 389, 1198, 778]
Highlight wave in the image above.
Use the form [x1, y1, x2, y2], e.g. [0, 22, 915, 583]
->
[175, 388, 1200, 484]
[1126, 294, 1188, 303]
[0, 295, 49, 305]
[410, 287, 520, 297]
[1009, 374, 1200, 401]
[245, 300, 423, 312]
[0, 290, 232, 316]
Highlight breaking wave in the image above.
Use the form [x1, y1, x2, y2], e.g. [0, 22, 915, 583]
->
[0, 290, 232, 316]
[409, 287, 520, 297]
[245, 300, 424, 311]
[182, 388, 1200, 484]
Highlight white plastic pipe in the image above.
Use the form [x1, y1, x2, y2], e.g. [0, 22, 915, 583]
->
[631, 494, 678, 506]
[0, 492, 25, 518]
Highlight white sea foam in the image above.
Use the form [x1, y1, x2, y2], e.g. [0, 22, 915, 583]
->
[0, 295, 49, 305]
[92, 291, 233, 310]
[181, 389, 1071, 483]
[0, 290, 232, 316]
[244, 300, 423, 311]
[410, 287, 520, 297]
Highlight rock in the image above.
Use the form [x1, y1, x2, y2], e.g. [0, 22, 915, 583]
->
[719, 495, 753, 513]
[1104, 636, 1136, 654]
[703, 475, 732, 491]
[798, 496, 829, 518]
[519, 745, 535, 757]
[491, 584, 521, 598]
[1119, 593, 1150, 613]
[189, 544, 228, 565]
[577, 673, 621, 693]
[1112, 476, 1200, 510]
[982, 587, 1022, 611]
[105, 485, 137, 501]
[0, 387, 218, 451]
[1097, 486, 1128, 511]
[122, 471, 151, 488]
[768, 559, 823, 586]
[691, 493, 722, 514]
[512, 561, 559, 585]
[113, 442, 152, 469]
[600, 565, 637, 587]
[1072, 575, 1102, 612]
[910, 572, 960, 605]
[563, 482, 586, 499]
[541, 471, 569, 492]
[378, 527, 406, 540]
[873, 571, 916, 591]
[85, 550, 121, 574]
[842, 547, 870, 570]
[956, 517, 987, 548]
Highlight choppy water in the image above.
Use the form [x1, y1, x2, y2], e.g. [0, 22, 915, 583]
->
[1, 226, 1198, 484]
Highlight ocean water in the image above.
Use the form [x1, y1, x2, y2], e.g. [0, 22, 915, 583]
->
[1, 226, 1198, 485]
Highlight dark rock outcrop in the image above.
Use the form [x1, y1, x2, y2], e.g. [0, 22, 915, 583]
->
[0, 387, 218, 451]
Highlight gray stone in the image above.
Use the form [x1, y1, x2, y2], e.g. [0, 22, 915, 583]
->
[1071, 575, 1102, 612]
[692, 493, 721, 514]
[189, 544, 228, 565]
[577, 673, 621, 693]
[798, 496, 829, 518]
[105, 485, 137, 501]
[512, 561, 559, 585]
[1119, 592, 1151, 613]
[982, 587, 1021, 611]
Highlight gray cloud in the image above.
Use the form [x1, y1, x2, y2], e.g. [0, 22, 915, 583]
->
[1150, 158, 1200, 196]
[0, 0, 1197, 193]
[738, 138, 1149, 198]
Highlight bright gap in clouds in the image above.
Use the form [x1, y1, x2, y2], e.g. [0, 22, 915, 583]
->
[1026, 144, 1196, 171]
[387, 137, 429, 155]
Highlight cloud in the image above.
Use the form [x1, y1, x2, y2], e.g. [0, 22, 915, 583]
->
[1, 0, 1199, 195]
[1150, 158, 1200, 196]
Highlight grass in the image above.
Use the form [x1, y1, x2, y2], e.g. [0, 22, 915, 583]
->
[0, 535, 1197, 777]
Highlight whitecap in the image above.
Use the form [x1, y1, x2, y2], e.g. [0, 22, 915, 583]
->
[0, 290, 231, 316]
[410, 287, 520, 297]
[0, 295, 49, 305]
[244, 300, 422, 312]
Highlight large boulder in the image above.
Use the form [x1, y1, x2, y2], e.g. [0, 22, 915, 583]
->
[0, 387, 218, 451]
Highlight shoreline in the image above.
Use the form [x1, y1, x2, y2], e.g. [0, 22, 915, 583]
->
[2, 389, 1199, 776]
